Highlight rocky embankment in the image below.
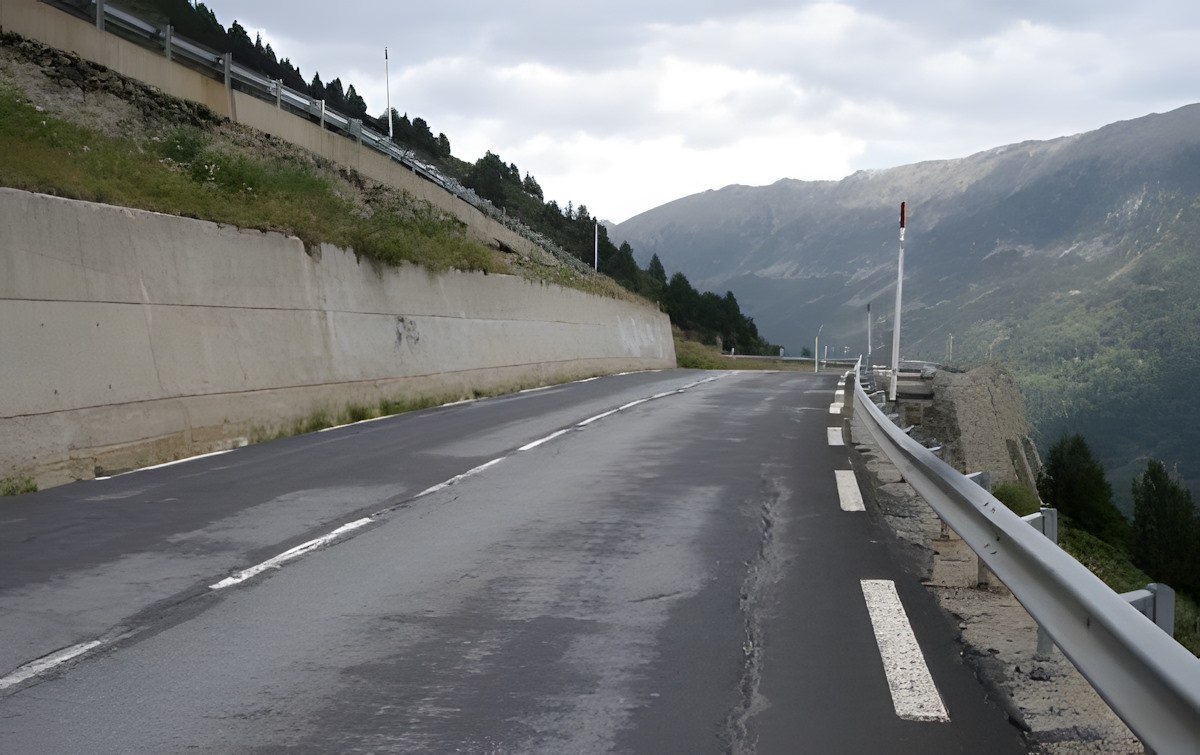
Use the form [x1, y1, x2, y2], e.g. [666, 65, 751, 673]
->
[849, 365, 1142, 754]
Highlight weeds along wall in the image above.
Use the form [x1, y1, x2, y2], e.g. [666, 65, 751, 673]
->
[0, 0, 547, 261]
[0, 188, 675, 486]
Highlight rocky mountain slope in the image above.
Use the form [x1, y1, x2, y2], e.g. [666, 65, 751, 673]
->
[615, 104, 1200, 503]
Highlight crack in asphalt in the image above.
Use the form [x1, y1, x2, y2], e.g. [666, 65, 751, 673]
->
[725, 470, 789, 754]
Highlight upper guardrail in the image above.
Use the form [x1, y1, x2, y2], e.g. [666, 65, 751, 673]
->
[59, 0, 594, 275]
[850, 361, 1200, 753]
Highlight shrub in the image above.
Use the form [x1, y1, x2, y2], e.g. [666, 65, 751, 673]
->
[992, 480, 1042, 517]
[1, 476, 38, 496]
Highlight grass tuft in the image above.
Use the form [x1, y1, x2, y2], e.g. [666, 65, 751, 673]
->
[1, 476, 38, 496]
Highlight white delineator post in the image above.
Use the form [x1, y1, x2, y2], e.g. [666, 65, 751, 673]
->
[594, 222, 599, 271]
[889, 202, 906, 402]
[815, 324, 823, 374]
[867, 302, 873, 372]
[385, 48, 393, 139]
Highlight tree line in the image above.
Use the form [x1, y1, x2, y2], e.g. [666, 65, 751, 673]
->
[461, 152, 781, 355]
[1038, 433, 1200, 600]
[128, 1, 451, 159]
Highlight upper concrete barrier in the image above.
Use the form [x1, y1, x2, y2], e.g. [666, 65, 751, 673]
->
[0, 189, 675, 486]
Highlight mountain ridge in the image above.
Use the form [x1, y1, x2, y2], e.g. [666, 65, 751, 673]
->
[614, 102, 1200, 503]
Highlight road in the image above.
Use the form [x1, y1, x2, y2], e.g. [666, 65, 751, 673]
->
[0, 369, 1029, 753]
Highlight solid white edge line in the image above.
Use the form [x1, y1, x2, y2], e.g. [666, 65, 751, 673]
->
[209, 517, 374, 590]
[96, 446, 243, 479]
[416, 457, 506, 498]
[577, 409, 619, 426]
[827, 427, 844, 446]
[317, 413, 396, 432]
[619, 398, 649, 410]
[518, 429, 572, 452]
[835, 469, 865, 512]
[860, 579, 951, 723]
[0, 640, 103, 690]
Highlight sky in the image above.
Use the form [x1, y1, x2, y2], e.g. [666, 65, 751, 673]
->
[216, 1, 1200, 224]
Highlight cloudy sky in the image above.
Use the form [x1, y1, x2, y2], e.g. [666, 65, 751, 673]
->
[222, 1, 1199, 223]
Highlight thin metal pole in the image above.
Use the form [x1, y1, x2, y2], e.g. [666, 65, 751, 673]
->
[815, 324, 823, 374]
[594, 222, 598, 271]
[866, 303, 872, 373]
[385, 48, 393, 139]
[889, 202, 906, 402]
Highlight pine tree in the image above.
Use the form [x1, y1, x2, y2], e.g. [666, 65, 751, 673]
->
[1038, 434, 1130, 548]
[1132, 460, 1199, 594]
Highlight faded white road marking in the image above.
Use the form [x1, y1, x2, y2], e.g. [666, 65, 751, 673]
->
[860, 579, 950, 722]
[209, 517, 374, 590]
[0, 640, 103, 690]
[518, 429, 572, 451]
[577, 409, 620, 426]
[94, 446, 241, 479]
[828, 403, 842, 415]
[416, 458, 506, 497]
[835, 469, 865, 512]
[215, 375, 731, 591]
[827, 427, 844, 446]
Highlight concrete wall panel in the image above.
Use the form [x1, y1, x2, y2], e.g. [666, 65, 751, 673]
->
[0, 190, 674, 487]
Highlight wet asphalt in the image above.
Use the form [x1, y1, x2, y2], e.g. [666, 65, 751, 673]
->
[0, 369, 1029, 753]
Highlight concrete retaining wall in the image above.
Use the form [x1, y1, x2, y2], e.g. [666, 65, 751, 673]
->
[0, 188, 675, 486]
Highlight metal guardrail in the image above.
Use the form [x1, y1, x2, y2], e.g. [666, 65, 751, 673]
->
[58, 0, 595, 275]
[849, 359, 1200, 753]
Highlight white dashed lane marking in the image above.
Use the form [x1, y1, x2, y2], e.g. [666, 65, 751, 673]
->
[0, 641, 103, 691]
[827, 427, 843, 446]
[860, 579, 951, 723]
[835, 469, 865, 512]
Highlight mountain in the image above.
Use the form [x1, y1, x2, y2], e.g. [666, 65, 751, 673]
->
[614, 103, 1200, 506]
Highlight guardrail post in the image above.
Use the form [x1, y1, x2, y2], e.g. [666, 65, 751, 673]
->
[163, 25, 173, 61]
[1021, 506, 1059, 657]
[95, 0, 106, 30]
[1121, 583, 1176, 636]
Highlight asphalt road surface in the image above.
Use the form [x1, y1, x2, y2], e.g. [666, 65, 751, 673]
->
[0, 369, 1030, 753]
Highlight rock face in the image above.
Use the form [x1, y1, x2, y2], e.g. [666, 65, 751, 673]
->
[910, 365, 1042, 488]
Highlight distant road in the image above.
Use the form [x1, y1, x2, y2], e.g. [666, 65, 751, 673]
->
[0, 370, 1028, 753]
